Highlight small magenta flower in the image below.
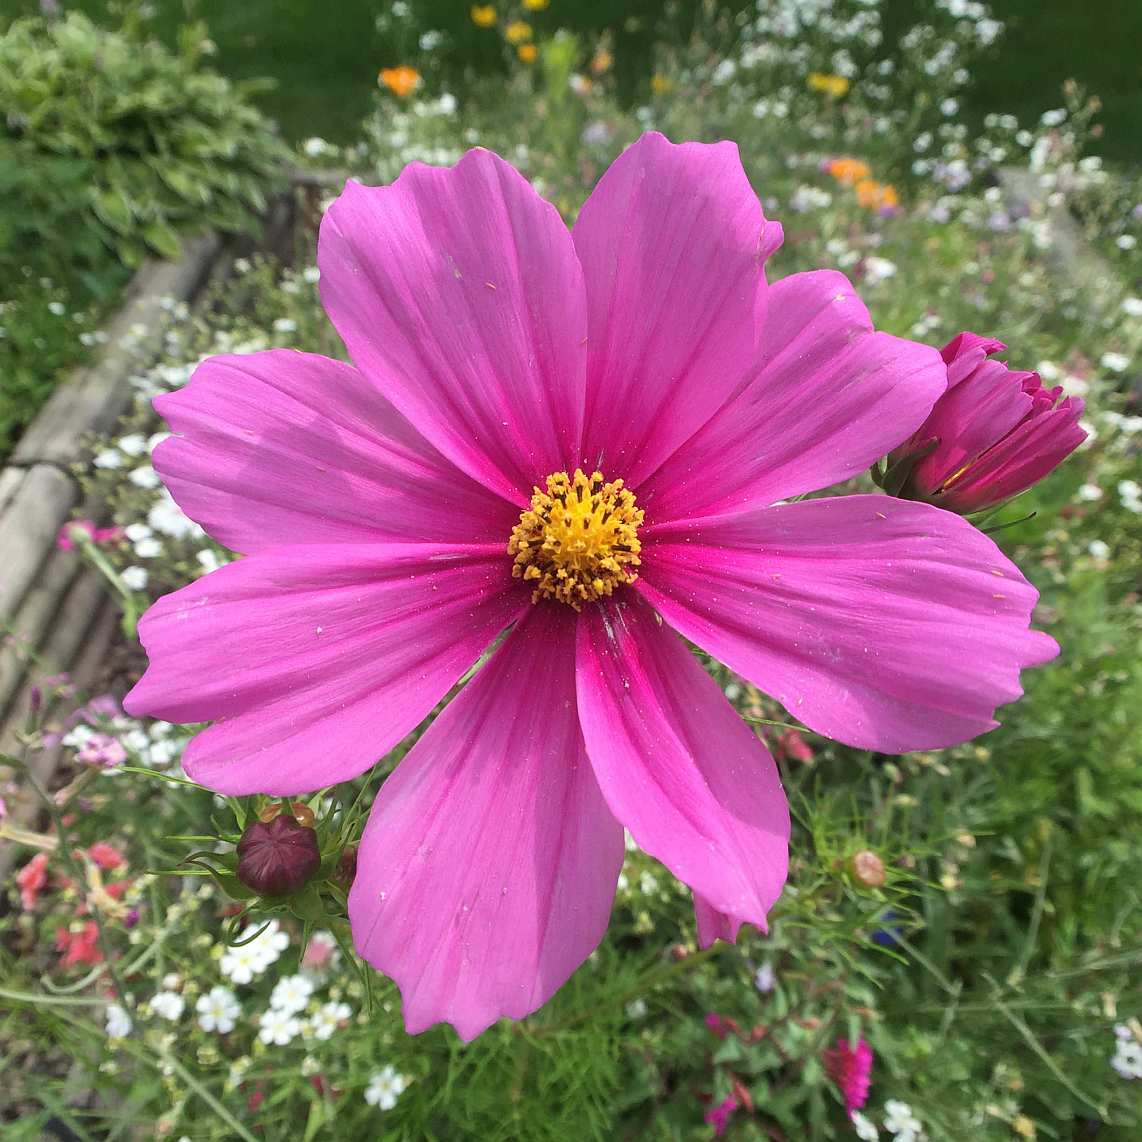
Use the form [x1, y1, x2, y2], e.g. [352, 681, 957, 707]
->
[76, 733, 127, 770]
[127, 134, 1056, 1040]
[824, 1036, 874, 1117]
[890, 332, 1086, 513]
[704, 1095, 739, 1136]
[236, 813, 321, 897]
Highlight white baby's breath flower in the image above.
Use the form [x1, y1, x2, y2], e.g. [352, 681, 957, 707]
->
[133, 537, 163, 559]
[852, 1110, 879, 1140]
[258, 1008, 301, 1046]
[93, 449, 123, 469]
[364, 1065, 409, 1110]
[150, 991, 185, 1021]
[270, 975, 314, 1015]
[128, 466, 162, 490]
[121, 567, 149, 591]
[118, 434, 148, 456]
[306, 1001, 351, 1041]
[196, 986, 241, 1033]
[105, 1003, 133, 1039]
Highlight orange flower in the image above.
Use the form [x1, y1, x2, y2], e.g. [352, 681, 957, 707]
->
[505, 21, 532, 44]
[378, 66, 421, 98]
[650, 73, 673, 95]
[854, 178, 882, 208]
[807, 72, 850, 98]
[470, 5, 497, 27]
[517, 43, 538, 64]
[590, 49, 613, 75]
[854, 179, 899, 211]
[826, 157, 870, 185]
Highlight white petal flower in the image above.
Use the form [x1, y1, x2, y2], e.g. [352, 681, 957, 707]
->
[121, 567, 149, 591]
[364, 1065, 409, 1110]
[105, 1003, 133, 1039]
[270, 975, 314, 1015]
[150, 991, 185, 1021]
[258, 1008, 301, 1046]
[196, 986, 241, 1033]
[852, 1110, 879, 1140]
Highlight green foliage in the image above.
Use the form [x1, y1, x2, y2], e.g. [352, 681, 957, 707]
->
[0, 12, 283, 270]
[0, 11, 286, 456]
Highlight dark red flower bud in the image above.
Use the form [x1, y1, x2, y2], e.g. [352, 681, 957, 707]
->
[236, 814, 320, 897]
[335, 845, 358, 889]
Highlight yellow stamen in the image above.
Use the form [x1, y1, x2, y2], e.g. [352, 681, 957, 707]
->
[508, 469, 643, 609]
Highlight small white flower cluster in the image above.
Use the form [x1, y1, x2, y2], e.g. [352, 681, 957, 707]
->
[1111, 1023, 1142, 1080]
[850, 1100, 926, 1141]
[364, 1065, 410, 1111]
[219, 920, 290, 985]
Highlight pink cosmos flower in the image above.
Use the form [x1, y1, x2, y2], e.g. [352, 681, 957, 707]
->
[124, 133, 1056, 1040]
[824, 1035, 874, 1116]
[891, 332, 1086, 513]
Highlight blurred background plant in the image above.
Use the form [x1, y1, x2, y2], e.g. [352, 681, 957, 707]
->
[1, 0, 1139, 1139]
[0, 8, 284, 455]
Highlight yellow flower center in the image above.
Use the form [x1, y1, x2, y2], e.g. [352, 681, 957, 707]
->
[508, 469, 643, 609]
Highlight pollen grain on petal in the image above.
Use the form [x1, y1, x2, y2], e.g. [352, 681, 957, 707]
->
[508, 469, 643, 609]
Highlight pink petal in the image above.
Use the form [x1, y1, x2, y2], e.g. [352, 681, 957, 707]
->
[638, 496, 1058, 753]
[318, 151, 587, 503]
[641, 271, 946, 521]
[908, 360, 1033, 493]
[576, 595, 789, 930]
[940, 402, 1087, 512]
[349, 604, 623, 1041]
[693, 894, 746, 948]
[153, 351, 518, 553]
[940, 331, 1006, 388]
[124, 544, 526, 794]
[573, 132, 783, 487]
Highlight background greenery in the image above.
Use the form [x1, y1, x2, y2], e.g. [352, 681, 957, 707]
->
[1, 0, 1140, 160]
[1, 1, 1139, 1139]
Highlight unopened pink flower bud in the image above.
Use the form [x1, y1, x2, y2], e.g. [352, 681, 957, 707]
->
[236, 814, 320, 897]
[887, 332, 1085, 514]
[849, 849, 886, 888]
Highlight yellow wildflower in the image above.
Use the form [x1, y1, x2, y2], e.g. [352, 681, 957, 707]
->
[1012, 1116, 1036, 1139]
[517, 43, 538, 64]
[807, 72, 850, 98]
[505, 21, 533, 44]
[378, 66, 421, 98]
[523, 0, 549, 9]
[650, 73, 673, 95]
[470, 5, 497, 28]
